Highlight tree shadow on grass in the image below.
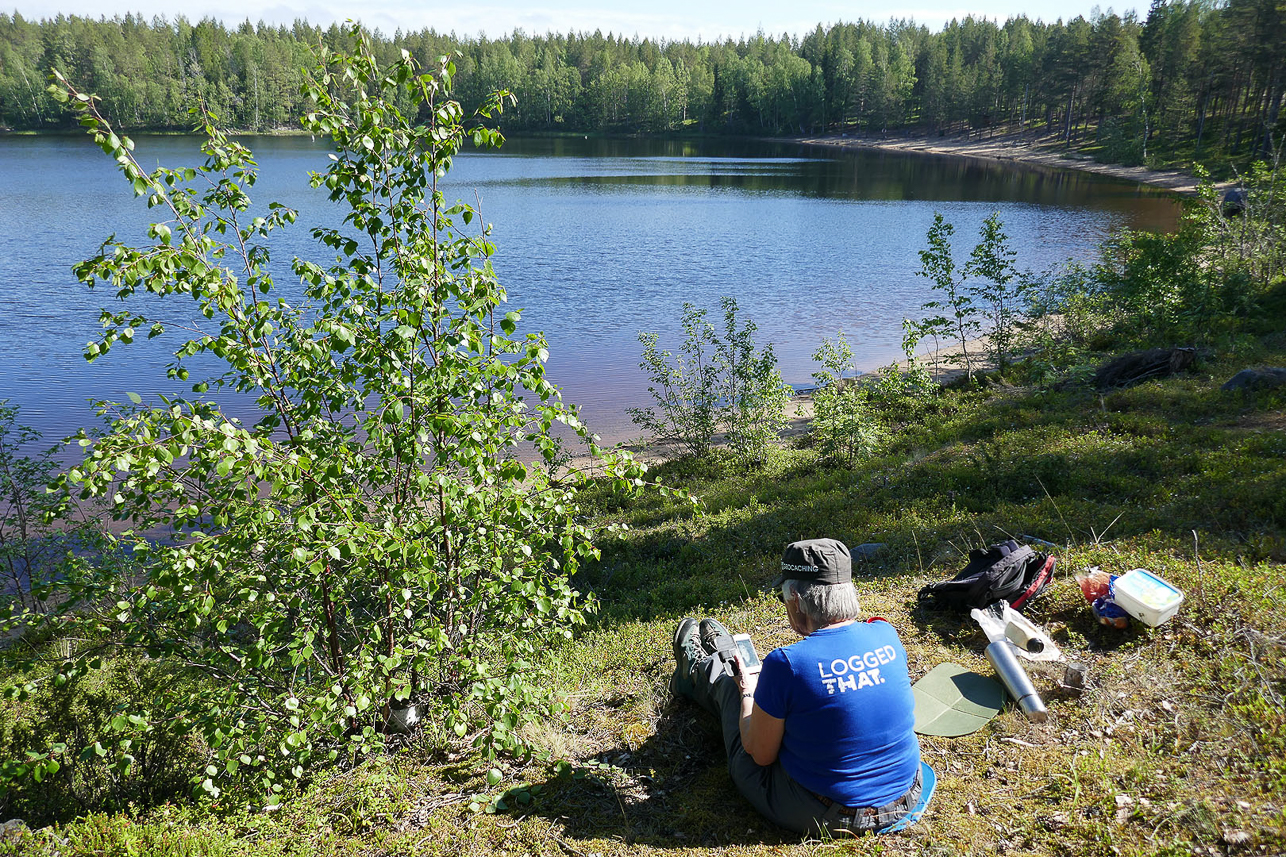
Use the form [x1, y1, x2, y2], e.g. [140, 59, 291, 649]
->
[495, 698, 801, 850]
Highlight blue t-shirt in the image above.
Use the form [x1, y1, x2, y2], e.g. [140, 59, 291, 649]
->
[754, 619, 920, 807]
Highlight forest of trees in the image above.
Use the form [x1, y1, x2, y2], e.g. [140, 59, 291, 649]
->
[0, 0, 1282, 167]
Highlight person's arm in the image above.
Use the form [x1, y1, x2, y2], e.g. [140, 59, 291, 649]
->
[736, 657, 786, 766]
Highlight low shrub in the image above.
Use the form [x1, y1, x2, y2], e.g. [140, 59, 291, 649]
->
[807, 333, 884, 467]
[0, 651, 203, 825]
[631, 296, 790, 467]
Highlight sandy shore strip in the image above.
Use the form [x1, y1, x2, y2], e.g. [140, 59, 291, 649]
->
[794, 129, 1230, 196]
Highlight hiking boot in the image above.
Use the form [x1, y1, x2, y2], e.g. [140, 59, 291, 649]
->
[698, 617, 736, 657]
[670, 617, 704, 699]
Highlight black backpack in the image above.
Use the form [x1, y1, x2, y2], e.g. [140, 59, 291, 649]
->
[916, 539, 1055, 612]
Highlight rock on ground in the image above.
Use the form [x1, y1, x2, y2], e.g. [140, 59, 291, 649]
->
[1221, 367, 1286, 392]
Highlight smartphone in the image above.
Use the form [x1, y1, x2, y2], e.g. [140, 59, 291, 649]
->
[733, 633, 762, 675]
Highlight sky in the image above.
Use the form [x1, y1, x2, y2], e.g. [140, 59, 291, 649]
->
[15, 0, 1143, 40]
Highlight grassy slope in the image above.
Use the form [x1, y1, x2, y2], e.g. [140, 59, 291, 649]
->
[8, 331, 1286, 857]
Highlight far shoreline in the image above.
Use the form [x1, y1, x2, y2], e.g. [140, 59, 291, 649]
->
[791, 129, 1231, 197]
[2, 125, 1232, 198]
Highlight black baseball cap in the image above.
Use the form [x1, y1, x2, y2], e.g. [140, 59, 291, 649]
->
[770, 538, 852, 588]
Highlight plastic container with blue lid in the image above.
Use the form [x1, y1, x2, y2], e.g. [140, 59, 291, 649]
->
[1112, 568, 1184, 627]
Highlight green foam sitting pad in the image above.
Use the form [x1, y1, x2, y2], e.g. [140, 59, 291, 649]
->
[912, 663, 1006, 737]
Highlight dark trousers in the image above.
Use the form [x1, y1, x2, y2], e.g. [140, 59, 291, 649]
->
[687, 651, 898, 836]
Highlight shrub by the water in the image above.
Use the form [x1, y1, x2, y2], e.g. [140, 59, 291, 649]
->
[630, 296, 790, 466]
[807, 333, 885, 467]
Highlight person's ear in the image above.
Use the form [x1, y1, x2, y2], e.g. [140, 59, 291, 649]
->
[784, 596, 809, 636]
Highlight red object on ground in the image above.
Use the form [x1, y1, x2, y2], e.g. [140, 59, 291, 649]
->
[1076, 570, 1112, 602]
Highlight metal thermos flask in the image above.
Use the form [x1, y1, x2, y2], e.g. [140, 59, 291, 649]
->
[985, 641, 1048, 722]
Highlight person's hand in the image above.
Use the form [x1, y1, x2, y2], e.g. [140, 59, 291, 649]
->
[734, 654, 758, 698]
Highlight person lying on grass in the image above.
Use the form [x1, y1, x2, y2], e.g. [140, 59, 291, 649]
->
[671, 537, 923, 836]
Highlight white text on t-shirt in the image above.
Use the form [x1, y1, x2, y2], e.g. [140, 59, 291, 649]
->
[816, 645, 898, 695]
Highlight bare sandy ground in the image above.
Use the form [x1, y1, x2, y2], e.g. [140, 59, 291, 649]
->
[794, 129, 1229, 196]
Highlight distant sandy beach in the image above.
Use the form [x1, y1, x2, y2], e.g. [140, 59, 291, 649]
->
[794, 129, 1229, 196]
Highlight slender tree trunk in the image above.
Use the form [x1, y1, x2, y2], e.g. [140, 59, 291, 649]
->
[321, 569, 345, 678]
[18, 64, 45, 124]
[1262, 68, 1283, 159]
[1195, 78, 1210, 153]
[1064, 83, 1076, 144]
[1142, 103, 1150, 160]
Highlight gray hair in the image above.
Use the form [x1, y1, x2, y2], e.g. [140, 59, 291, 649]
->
[782, 579, 861, 627]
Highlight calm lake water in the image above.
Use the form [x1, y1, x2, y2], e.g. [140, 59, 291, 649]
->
[0, 134, 1180, 453]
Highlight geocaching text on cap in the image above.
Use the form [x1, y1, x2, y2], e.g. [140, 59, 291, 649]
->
[773, 538, 852, 587]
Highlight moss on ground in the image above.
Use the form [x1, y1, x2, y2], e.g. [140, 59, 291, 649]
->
[6, 337, 1285, 857]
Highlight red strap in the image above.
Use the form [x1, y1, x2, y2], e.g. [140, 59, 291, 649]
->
[866, 616, 889, 624]
[1012, 556, 1055, 609]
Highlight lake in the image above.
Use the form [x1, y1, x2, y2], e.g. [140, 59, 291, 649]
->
[0, 134, 1180, 454]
